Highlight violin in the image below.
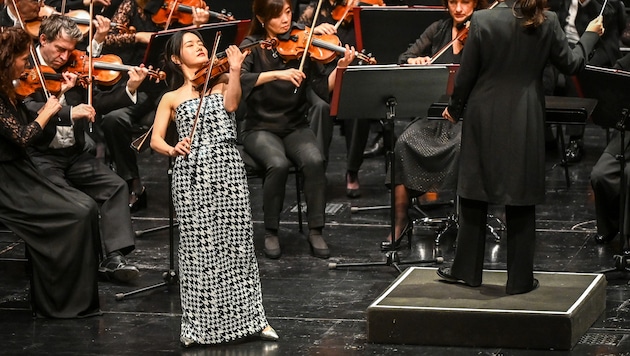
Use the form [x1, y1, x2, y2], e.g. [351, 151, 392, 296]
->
[24, 6, 134, 38]
[63, 50, 166, 86]
[14, 65, 80, 98]
[151, 0, 235, 26]
[275, 27, 376, 65]
[330, 0, 384, 26]
[191, 39, 278, 91]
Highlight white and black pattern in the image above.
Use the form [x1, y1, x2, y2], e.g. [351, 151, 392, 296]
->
[172, 94, 268, 344]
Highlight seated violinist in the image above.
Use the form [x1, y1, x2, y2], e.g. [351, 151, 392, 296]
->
[382, 0, 487, 250]
[1, 0, 51, 27]
[240, 0, 354, 259]
[21, 14, 149, 283]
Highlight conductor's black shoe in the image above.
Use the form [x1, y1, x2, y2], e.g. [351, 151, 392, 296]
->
[436, 267, 480, 287]
[564, 139, 583, 163]
[593, 232, 617, 244]
[363, 134, 384, 158]
[506, 278, 539, 295]
[99, 253, 139, 283]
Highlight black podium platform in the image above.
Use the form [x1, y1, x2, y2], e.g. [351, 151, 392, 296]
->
[367, 267, 606, 350]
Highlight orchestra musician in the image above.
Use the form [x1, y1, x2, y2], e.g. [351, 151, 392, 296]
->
[0, 26, 100, 318]
[1, 0, 48, 27]
[381, 0, 487, 251]
[240, 0, 355, 259]
[150, 29, 278, 348]
[22, 14, 149, 283]
[589, 56, 630, 246]
[297, 0, 376, 198]
[437, 0, 604, 294]
[546, 0, 626, 163]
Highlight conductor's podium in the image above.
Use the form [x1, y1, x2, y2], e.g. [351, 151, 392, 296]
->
[367, 267, 606, 350]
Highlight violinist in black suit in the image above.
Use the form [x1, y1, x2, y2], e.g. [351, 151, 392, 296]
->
[22, 14, 148, 282]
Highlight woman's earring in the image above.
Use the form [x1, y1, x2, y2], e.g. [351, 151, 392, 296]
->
[262, 23, 265, 28]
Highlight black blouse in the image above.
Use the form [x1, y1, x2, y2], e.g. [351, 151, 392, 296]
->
[0, 94, 43, 162]
[240, 24, 329, 136]
[397, 18, 460, 65]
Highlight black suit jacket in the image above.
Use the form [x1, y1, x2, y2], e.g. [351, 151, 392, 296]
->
[548, 0, 626, 66]
[23, 81, 133, 152]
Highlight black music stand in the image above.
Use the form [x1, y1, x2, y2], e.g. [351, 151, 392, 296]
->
[116, 22, 244, 300]
[577, 65, 630, 280]
[328, 65, 448, 273]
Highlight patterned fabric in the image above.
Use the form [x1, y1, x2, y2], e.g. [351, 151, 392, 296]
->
[390, 118, 461, 194]
[172, 94, 267, 344]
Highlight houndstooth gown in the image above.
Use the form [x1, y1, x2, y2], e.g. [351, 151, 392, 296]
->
[172, 94, 268, 344]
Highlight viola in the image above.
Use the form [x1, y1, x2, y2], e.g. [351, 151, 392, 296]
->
[63, 50, 166, 86]
[151, 0, 235, 26]
[330, 0, 384, 26]
[24, 7, 134, 38]
[191, 39, 278, 91]
[275, 27, 376, 65]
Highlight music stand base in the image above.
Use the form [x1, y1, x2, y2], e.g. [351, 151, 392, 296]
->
[115, 270, 179, 301]
[328, 252, 443, 274]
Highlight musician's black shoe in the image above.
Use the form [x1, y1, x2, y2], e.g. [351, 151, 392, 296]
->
[363, 133, 384, 158]
[99, 252, 139, 283]
[564, 139, 583, 163]
[593, 232, 617, 244]
[436, 267, 481, 287]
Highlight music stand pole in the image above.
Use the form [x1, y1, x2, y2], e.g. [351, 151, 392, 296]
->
[116, 158, 179, 300]
[327, 65, 448, 272]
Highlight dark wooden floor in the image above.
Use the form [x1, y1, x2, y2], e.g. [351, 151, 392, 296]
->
[2, 120, 630, 355]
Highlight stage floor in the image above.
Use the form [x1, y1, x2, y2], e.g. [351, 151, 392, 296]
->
[2, 122, 630, 355]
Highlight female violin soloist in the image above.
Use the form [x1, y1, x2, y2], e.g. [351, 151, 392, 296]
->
[240, 0, 355, 260]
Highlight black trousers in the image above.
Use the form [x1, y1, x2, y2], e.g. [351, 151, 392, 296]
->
[450, 197, 536, 294]
[100, 92, 154, 182]
[29, 148, 135, 255]
[242, 127, 326, 230]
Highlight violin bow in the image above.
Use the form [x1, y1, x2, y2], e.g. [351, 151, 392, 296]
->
[188, 30, 222, 145]
[87, 0, 94, 132]
[10, 0, 52, 99]
[295, 0, 324, 93]
[61, 0, 67, 15]
[164, 0, 179, 30]
[333, 0, 355, 30]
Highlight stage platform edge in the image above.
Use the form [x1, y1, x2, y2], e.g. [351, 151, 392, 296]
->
[367, 267, 606, 350]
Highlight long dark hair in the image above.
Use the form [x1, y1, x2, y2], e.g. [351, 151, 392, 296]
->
[0, 27, 32, 102]
[162, 30, 206, 90]
[247, 0, 292, 37]
[515, 0, 547, 28]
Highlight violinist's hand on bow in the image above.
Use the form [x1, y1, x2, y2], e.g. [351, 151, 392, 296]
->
[407, 56, 431, 65]
[337, 44, 356, 68]
[313, 23, 337, 35]
[126, 65, 150, 95]
[586, 15, 605, 36]
[192, 6, 210, 27]
[60, 71, 79, 95]
[72, 104, 97, 123]
[93, 15, 112, 44]
[442, 107, 457, 124]
[171, 137, 191, 157]
[280, 68, 306, 87]
[40, 96, 62, 118]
